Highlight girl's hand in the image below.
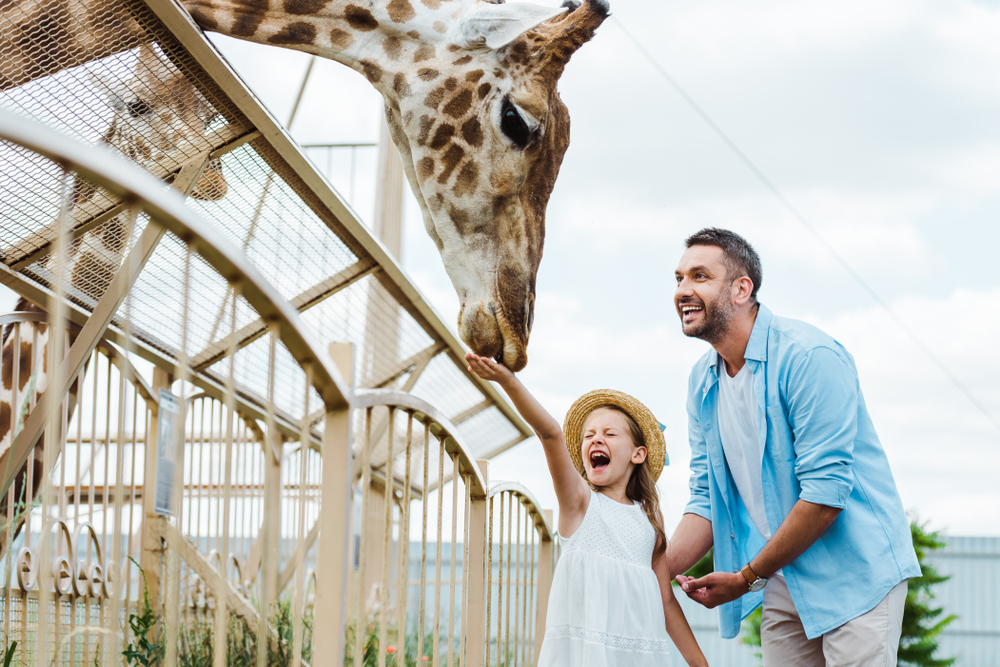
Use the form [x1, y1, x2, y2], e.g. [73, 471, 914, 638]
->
[465, 353, 514, 385]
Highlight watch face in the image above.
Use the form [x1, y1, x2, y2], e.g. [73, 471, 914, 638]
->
[750, 578, 767, 593]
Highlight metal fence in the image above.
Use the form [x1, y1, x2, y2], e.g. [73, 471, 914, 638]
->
[0, 108, 560, 667]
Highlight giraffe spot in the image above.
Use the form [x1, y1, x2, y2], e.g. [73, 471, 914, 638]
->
[387, 0, 416, 23]
[448, 205, 470, 229]
[461, 118, 483, 147]
[283, 0, 331, 15]
[18, 341, 33, 390]
[393, 73, 411, 98]
[417, 157, 435, 180]
[447, 43, 462, 53]
[187, 5, 221, 31]
[345, 5, 379, 31]
[424, 85, 447, 109]
[1, 346, 12, 391]
[360, 60, 384, 83]
[509, 41, 529, 64]
[417, 68, 439, 81]
[330, 28, 355, 48]
[429, 193, 445, 212]
[465, 69, 485, 83]
[433, 21, 448, 33]
[443, 89, 472, 118]
[383, 36, 402, 60]
[444, 77, 458, 91]
[452, 55, 472, 66]
[493, 68, 506, 79]
[421, 0, 442, 8]
[0, 403, 9, 446]
[408, 30, 421, 39]
[453, 161, 479, 197]
[417, 115, 434, 145]
[268, 22, 317, 45]
[477, 82, 491, 100]
[438, 143, 465, 184]
[429, 124, 455, 150]
[231, 11, 266, 37]
[414, 44, 435, 62]
[404, 110, 414, 124]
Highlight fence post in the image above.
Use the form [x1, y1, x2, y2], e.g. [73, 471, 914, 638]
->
[534, 509, 554, 663]
[464, 459, 489, 667]
[313, 343, 355, 667]
[141, 367, 172, 622]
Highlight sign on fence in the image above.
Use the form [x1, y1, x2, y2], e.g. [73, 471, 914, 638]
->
[155, 388, 182, 515]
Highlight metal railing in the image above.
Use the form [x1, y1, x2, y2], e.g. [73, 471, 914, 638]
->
[0, 108, 351, 667]
[0, 109, 559, 667]
[486, 484, 554, 667]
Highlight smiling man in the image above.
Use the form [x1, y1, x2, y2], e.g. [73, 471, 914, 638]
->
[665, 228, 920, 666]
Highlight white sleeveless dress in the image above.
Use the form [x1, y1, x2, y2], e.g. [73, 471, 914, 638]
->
[537, 490, 673, 667]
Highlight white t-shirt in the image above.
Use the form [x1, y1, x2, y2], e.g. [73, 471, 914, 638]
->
[717, 357, 778, 553]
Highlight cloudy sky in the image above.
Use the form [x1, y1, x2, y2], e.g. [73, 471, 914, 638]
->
[7, 0, 998, 537]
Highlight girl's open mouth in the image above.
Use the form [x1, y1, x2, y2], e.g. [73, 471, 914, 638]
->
[589, 451, 610, 472]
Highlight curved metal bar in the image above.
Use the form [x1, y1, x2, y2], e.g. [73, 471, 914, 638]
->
[488, 481, 555, 541]
[0, 311, 50, 326]
[352, 389, 487, 497]
[0, 109, 350, 412]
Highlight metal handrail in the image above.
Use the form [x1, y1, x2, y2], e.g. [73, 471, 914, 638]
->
[0, 108, 351, 412]
[488, 481, 555, 542]
[352, 388, 488, 497]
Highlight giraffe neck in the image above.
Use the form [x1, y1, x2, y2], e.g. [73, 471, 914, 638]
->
[182, 0, 472, 86]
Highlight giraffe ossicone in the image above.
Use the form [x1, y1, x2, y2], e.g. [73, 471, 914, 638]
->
[182, 0, 611, 370]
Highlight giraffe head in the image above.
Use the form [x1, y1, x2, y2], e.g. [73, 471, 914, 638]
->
[182, 0, 609, 370]
[87, 45, 228, 202]
[380, 0, 610, 370]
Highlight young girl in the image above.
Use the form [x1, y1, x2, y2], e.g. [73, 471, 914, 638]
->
[465, 354, 709, 667]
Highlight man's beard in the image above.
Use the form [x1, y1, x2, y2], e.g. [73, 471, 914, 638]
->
[680, 285, 736, 345]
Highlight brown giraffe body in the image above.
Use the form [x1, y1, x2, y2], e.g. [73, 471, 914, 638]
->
[1, 0, 609, 370]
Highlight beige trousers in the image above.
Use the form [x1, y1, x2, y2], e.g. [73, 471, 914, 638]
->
[760, 577, 907, 667]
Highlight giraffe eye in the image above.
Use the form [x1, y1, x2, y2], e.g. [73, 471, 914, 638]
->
[127, 99, 153, 117]
[500, 98, 531, 149]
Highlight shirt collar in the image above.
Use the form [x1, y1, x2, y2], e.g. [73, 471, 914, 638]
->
[744, 302, 772, 363]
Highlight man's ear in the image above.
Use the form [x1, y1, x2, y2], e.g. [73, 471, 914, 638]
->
[451, 2, 567, 50]
[632, 446, 648, 465]
[733, 276, 755, 306]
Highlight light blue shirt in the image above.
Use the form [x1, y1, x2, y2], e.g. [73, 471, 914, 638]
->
[684, 304, 920, 639]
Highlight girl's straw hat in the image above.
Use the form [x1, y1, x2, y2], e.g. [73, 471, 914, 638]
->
[562, 389, 667, 482]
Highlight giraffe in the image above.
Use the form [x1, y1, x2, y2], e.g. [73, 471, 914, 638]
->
[2, 0, 610, 371]
[0, 43, 230, 550]
[181, 0, 610, 371]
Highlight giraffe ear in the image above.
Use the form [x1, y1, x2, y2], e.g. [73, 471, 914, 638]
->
[452, 2, 568, 50]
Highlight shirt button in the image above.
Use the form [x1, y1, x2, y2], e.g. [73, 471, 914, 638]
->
[703, 387, 708, 394]
[731, 535, 736, 540]
[759, 355, 764, 361]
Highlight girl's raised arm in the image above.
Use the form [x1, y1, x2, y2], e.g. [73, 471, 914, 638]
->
[465, 354, 589, 525]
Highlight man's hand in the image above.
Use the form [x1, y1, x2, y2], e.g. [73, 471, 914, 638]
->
[675, 571, 747, 609]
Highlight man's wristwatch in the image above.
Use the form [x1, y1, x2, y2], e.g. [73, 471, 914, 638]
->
[740, 563, 768, 593]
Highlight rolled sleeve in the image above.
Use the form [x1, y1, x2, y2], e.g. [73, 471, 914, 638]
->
[786, 347, 857, 509]
[685, 385, 713, 521]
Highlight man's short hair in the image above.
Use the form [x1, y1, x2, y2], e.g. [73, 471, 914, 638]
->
[685, 228, 762, 300]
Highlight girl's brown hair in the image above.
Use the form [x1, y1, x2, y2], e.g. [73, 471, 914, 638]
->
[586, 405, 667, 562]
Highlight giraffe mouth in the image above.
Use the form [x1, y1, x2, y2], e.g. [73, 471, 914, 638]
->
[458, 300, 528, 372]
